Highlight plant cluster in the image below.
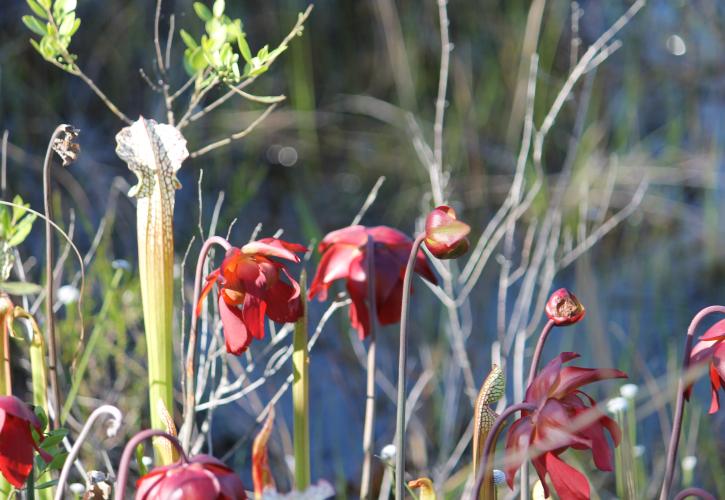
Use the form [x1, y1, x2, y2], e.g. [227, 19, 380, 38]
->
[1, 0, 722, 499]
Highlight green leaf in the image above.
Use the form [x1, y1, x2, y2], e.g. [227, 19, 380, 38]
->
[0, 281, 42, 295]
[212, 0, 225, 17]
[193, 2, 212, 21]
[237, 34, 251, 63]
[7, 214, 36, 247]
[40, 429, 68, 450]
[53, 0, 76, 17]
[68, 17, 81, 36]
[179, 29, 197, 49]
[47, 452, 68, 470]
[29, 38, 45, 56]
[11, 195, 27, 225]
[38, 0, 51, 8]
[35, 480, 59, 489]
[58, 12, 75, 36]
[22, 15, 47, 36]
[188, 46, 208, 71]
[34, 406, 49, 431]
[26, 0, 48, 19]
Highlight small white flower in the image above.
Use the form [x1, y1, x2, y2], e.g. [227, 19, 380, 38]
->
[380, 444, 396, 462]
[141, 455, 153, 468]
[681, 456, 697, 471]
[57, 285, 80, 305]
[69, 483, 85, 495]
[620, 383, 639, 399]
[633, 444, 645, 458]
[492, 469, 506, 486]
[606, 396, 628, 414]
[112, 259, 131, 271]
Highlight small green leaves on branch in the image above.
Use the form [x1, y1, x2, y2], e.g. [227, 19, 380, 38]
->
[0, 195, 37, 282]
[181, 1, 310, 88]
[23, 0, 81, 70]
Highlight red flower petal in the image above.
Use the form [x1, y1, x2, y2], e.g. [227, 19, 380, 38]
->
[708, 363, 722, 414]
[551, 366, 628, 400]
[504, 415, 533, 489]
[0, 416, 35, 488]
[308, 243, 361, 301]
[241, 238, 304, 263]
[242, 295, 267, 341]
[701, 319, 725, 341]
[195, 270, 220, 318]
[263, 271, 303, 325]
[218, 295, 252, 355]
[544, 452, 590, 500]
[526, 352, 581, 403]
[318, 226, 368, 253]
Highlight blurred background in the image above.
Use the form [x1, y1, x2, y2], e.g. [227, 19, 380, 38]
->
[1, 0, 724, 497]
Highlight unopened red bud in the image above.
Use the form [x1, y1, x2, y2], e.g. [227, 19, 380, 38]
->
[424, 205, 471, 259]
[545, 288, 585, 326]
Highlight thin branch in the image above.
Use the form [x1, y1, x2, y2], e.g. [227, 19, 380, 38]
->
[189, 103, 278, 158]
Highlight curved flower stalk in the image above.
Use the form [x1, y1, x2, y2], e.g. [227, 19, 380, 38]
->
[44, 124, 80, 428]
[180, 235, 231, 451]
[55, 405, 123, 500]
[115, 429, 246, 500]
[392, 206, 469, 499]
[673, 488, 717, 500]
[660, 306, 725, 500]
[115, 117, 188, 464]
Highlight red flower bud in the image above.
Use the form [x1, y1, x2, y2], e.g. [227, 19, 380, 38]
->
[545, 288, 585, 326]
[424, 205, 471, 259]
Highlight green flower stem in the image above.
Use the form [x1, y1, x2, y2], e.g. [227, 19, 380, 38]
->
[660, 305, 725, 500]
[13, 308, 52, 500]
[360, 236, 377, 500]
[180, 236, 231, 451]
[395, 233, 426, 499]
[43, 124, 70, 430]
[293, 271, 311, 491]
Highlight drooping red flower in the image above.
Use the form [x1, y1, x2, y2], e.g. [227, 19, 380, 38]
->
[308, 225, 436, 339]
[545, 288, 586, 326]
[424, 205, 471, 259]
[686, 319, 725, 414]
[0, 396, 52, 488]
[135, 454, 247, 499]
[197, 238, 306, 355]
[504, 353, 627, 499]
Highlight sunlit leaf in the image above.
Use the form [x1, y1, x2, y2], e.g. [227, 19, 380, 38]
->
[26, 0, 48, 19]
[179, 29, 197, 49]
[0, 281, 42, 295]
[193, 2, 212, 22]
[212, 0, 225, 18]
[22, 15, 47, 36]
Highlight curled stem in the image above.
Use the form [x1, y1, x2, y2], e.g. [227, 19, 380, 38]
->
[395, 233, 426, 499]
[660, 305, 725, 500]
[470, 402, 537, 500]
[526, 319, 555, 388]
[180, 236, 232, 451]
[115, 430, 188, 500]
[55, 405, 123, 500]
[673, 488, 717, 500]
[44, 124, 72, 429]
[360, 236, 377, 500]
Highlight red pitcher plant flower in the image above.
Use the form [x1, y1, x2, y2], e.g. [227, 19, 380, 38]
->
[424, 205, 471, 259]
[197, 238, 306, 355]
[685, 318, 725, 414]
[0, 396, 52, 488]
[545, 288, 586, 326]
[504, 353, 627, 499]
[308, 225, 436, 338]
[116, 429, 247, 500]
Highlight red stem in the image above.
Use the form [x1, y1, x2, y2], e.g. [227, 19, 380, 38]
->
[659, 305, 725, 500]
[673, 488, 717, 500]
[469, 402, 537, 500]
[526, 319, 555, 389]
[180, 236, 232, 451]
[114, 429, 188, 500]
